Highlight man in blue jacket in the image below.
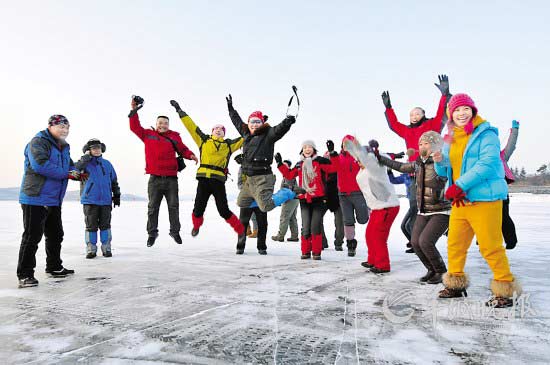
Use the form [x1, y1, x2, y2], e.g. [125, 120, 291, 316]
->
[75, 139, 121, 259]
[18, 115, 79, 288]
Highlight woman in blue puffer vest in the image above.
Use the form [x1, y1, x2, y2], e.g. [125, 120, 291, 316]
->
[75, 139, 120, 258]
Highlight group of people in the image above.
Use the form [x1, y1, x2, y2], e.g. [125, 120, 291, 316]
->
[16, 75, 522, 308]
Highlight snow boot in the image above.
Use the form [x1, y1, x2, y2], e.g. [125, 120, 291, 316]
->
[312, 254, 322, 260]
[487, 279, 522, 307]
[322, 236, 328, 249]
[335, 243, 343, 251]
[301, 253, 311, 259]
[258, 249, 267, 255]
[370, 267, 390, 274]
[439, 273, 469, 298]
[427, 272, 444, 284]
[248, 229, 258, 238]
[486, 297, 514, 308]
[405, 247, 415, 253]
[100, 229, 112, 257]
[191, 214, 204, 237]
[346, 239, 357, 257]
[226, 214, 245, 236]
[246, 225, 252, 236]
[287, 237, 299, 242]
[236, 232, 247, 254]
[300, 235, 312, 257]
[169, 232, 183, 244]
[147, 234, 158, 247]
[420, 270, 435, 283]
[18, 277, 39, 288]
[271, 235, 284, 242]
[361, 261, 374, 269]
[85, 231, 98, 259]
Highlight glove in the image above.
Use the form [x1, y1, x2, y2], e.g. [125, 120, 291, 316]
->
[170, 100, 187, 118]
[286, 115, 296, 124]
[389, 151, 405, 160]
[68, 170, 80, 180]
[274, 152, 283, 165]
[80, 172, 89, 182]
[368, 139, 379, 149]
[326, 140, 335, 152]
[445, 184, 466, 207]
[381, 91, 392, 109]
[434, 74, 450, 95]
[112, 195, 121, 208]
[226, 94, 234, 111]
[512, 120, 520, 129]
[234, 154, 243, 165]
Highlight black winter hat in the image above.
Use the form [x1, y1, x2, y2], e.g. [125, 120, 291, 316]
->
[82, 138, 106, 153]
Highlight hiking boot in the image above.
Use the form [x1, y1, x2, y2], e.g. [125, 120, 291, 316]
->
[147, 235, 158, 247]
[103, 251, 113, 258]
[420, 270, 435, 282]
[258, 249, 267, 255]
[438, 287, 468, 298]
[46, 267, 75, 277]
[370, 267, 390, 274]
[287, 237, 299, 242]
[271, 235, 284, 242]
[169, 232, 183, 244]
[312, 254, 322, 260]
[486, 296, 514, 308]
[191, 228, 200, 237]
[18, 277, 39, 288]
[405, 247, 415, 253]
[427, 272, 444, 284]
[86, 252, 97, 259]
[322, 240, 329, 249]
[301, 253, 311, 259]
[361, 261, 374, 269]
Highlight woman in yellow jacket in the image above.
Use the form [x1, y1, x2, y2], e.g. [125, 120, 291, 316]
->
[434, 93, 521, 308]
[170, 100, 244, 237]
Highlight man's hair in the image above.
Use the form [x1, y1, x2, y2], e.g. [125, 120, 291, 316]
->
[157, 115, 170, 121]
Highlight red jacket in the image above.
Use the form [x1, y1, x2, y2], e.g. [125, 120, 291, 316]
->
[278, 155, 337, 203]
[384, 94, 447, 162]
[331, 151, 361, 195]
[130, 113, 195, 176]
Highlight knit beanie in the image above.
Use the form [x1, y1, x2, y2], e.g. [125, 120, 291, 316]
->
[447, 93, 477, 135]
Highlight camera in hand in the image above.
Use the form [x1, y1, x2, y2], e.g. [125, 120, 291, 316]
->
[132, 95, 144, 105]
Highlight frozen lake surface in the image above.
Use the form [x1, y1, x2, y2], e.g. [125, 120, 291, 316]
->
[0, 194, 549, 364]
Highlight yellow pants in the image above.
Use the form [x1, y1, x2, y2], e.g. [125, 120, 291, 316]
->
[447, 200, 514, 282]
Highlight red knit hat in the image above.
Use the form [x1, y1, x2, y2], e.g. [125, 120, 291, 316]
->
[248, 111, 265, 123]
[342, 135, 355, 144]
[446, 93, 478, 136]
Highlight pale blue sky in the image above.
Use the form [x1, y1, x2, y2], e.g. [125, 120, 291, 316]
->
[1, 0, 548, 195]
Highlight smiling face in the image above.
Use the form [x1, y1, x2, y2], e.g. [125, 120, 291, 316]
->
[302, 145, 315, 158]
[212, 125, 225, 138]
[418, 140, 432, 158]
[247, 118, 263, 134]
[409, 108, 425, 124]
[156, 117, 169, 133]
[452, 106, 473, 127]
[90, 145, 102, 157]
[48, 123, 70, 141]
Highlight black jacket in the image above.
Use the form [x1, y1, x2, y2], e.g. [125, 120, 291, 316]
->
[229, 109, 294, 176]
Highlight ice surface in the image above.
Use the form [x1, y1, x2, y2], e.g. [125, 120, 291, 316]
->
[0, 194, 548, 364]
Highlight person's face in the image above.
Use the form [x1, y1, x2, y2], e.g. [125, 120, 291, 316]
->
[156, 117, 169, 133]
[302, 145, 314, 157]
[90, 146, 102, 157]
[48, 123, 70, 140]
[418, 140, 432, 157]
[452, 106, 473, 126]
[409, 108, 425, 124]
[212, 125, 225, 138]
[248, 118, 263, 134]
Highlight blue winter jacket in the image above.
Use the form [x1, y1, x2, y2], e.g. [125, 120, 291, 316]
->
[19, 130, 75, 206]
[434, 121, 508, 202]
[75, 155, 119, 206]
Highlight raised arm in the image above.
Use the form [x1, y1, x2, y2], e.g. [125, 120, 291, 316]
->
[431, 74, 451, 132]
[271, 115, 296, 142]
[378, 155, 416, 174]
[502, 120, 519, 162]
[170, 100, 208, 147]
[382, 91, 408, 138]
[226, 94, 248, 137]
[275, 153, 299, 180]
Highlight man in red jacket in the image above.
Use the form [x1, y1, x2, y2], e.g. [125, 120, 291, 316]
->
[381, 75, 451, 252]
[128, 96, 198, 247]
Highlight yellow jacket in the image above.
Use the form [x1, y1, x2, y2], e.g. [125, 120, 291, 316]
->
[180, 115, 243, 181]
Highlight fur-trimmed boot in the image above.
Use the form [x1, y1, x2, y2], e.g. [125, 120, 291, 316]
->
[486, 279, 522, 308]
[226, 214, 245, 236]
[439, 273, 469, 298]
[191, 214, 204, 237]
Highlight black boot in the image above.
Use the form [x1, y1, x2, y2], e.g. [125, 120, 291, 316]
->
[18, 277, 39, 288]
[191, 228, 200, 237]
[301, 253, 311, 259]
[361, 261, 373, 269]
[335, 244, 343, 251]
[427, 272, 444, 284]
[346, 239, 357, 257]
[147, 234, 158, 247]
[420, 270, 435, 283]
[236, 233, 246, 254]
[169, 232, 183, 244]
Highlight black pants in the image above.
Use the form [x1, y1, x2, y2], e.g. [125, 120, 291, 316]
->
[300, 200, 327, 237]
[410, 214, 448, 273]
[502, 196, 518, 247]
[238, 207, 267, 250]
[401, 178, 418, 243]
[321, 206, 344, 246]
[83, 204, 112, 231]
[17, 205, 64, 279]
[147, 175, 180, 236]
[193, 177, 233, 219]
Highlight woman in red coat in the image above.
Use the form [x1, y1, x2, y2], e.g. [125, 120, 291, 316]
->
[277, 140, 338, 260]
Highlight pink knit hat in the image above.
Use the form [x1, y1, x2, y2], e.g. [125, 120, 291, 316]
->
[446, 93, 478, 136]
[212, 124, 225, 135]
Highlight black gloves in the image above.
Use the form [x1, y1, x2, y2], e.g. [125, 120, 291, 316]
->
[381, 91, 392, 109]
[368, 140, 381, 161]
[234, 154, 243, 165]
[434, 74, 450, 95]
[226, 94, 234, 111]
[170, 100, 187, 118]
[128, 95, 144, 117]
[274, 152, 283, 165]
[326, 140, 335, 153]
[389, 151, 405, 160]
[112, 195, 120, 208]
[286, 115, 296, 124]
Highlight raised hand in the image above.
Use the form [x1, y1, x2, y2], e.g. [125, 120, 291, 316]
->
[170, 100, 182, 112]
[274, 152, 283, 165]
[226, 94, 233, 111]
[326, 140, 335, 152]
[381, 91, 392, 109]
[434, 74, 450, 95]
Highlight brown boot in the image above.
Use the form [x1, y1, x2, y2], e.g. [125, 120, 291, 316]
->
[439, 273, 469, 298]
[246, 226, 252, 236]
[248, 229, 258, 238]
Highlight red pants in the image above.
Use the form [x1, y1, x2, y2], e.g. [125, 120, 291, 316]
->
[365, 206, 400, 271]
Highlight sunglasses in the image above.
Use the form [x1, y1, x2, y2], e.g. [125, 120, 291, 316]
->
[249, 118, 263, 125]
